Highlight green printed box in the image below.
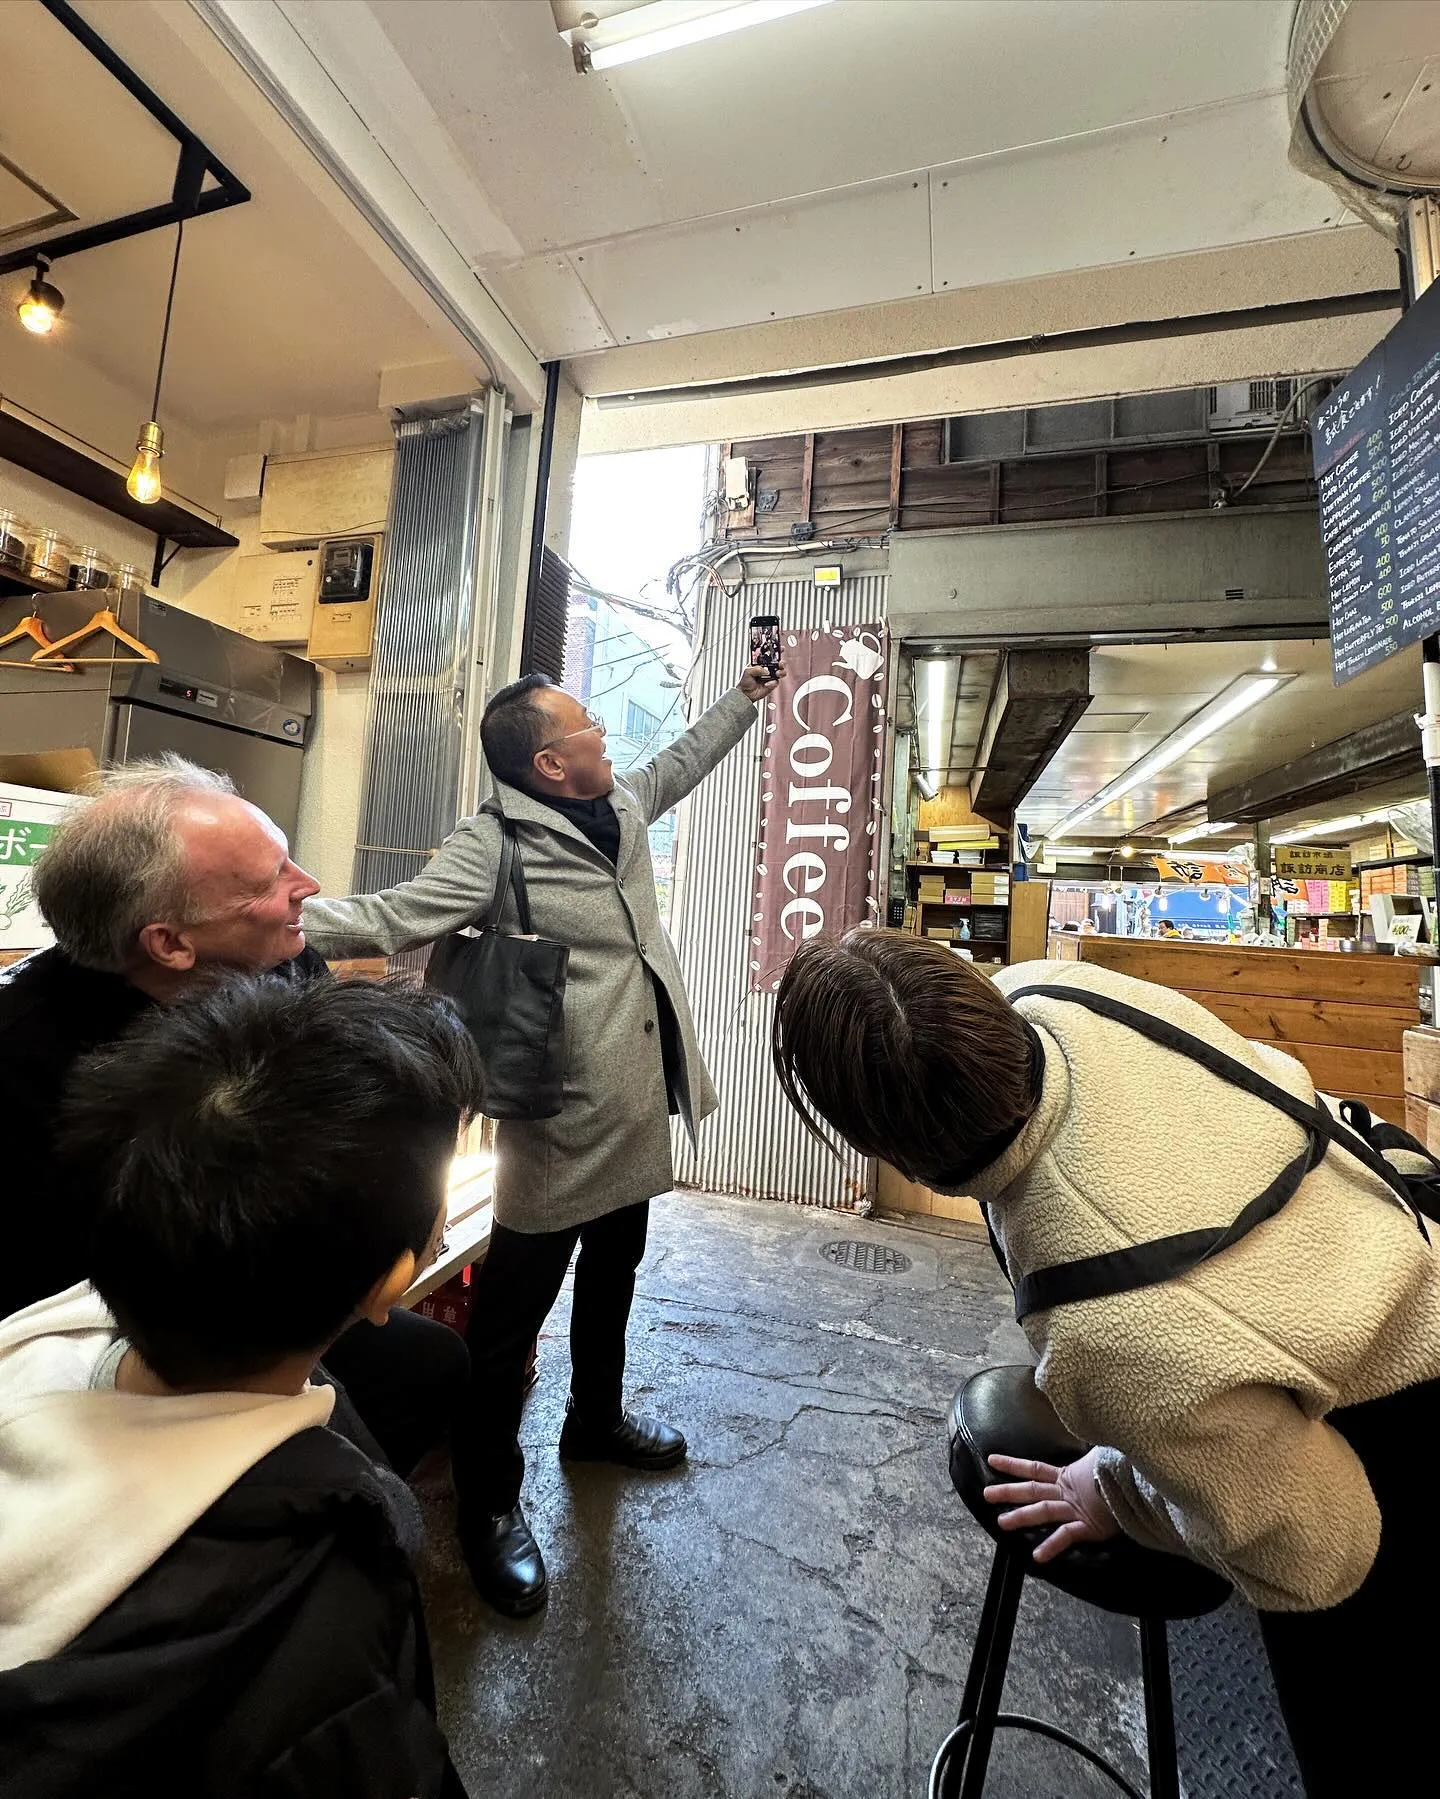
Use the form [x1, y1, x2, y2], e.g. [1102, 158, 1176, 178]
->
[0, 783, 88, 952]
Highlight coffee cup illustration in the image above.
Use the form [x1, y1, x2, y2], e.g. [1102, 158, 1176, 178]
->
[833, 631, 884, 680]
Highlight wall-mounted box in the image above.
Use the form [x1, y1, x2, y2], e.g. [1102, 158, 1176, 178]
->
[234, 550, 318, 644]
[259, 449, 393, 548]
[306, 535, 382, 670]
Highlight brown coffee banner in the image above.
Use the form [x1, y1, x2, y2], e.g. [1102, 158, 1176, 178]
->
[748, 621, 887, 993]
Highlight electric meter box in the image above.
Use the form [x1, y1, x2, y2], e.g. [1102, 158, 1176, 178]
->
[234, 550, 319, 644]
[306, 535, 382, 670]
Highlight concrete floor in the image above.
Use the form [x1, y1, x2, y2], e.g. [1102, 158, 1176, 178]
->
[418, 1191, 1160, 1798]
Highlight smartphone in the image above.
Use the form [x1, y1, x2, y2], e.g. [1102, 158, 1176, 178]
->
[749, 614, 781, 678]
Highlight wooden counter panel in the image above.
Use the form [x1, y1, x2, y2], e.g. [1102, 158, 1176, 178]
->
[1241, 1039, 1404, 1098]
[1060, 937, 1421, 1007]
[1181, 993, 1419, 1052]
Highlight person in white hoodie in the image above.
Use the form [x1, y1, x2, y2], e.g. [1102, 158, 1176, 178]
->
[772, 927, 1440, 1798]
[0, 974, 482, 1799]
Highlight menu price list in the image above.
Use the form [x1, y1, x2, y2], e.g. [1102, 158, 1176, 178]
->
[1314, 277, 1440, 685]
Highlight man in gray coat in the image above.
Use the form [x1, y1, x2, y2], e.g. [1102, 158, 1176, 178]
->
[301, 662, 779, 1613]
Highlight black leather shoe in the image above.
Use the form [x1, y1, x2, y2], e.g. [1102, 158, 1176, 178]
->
[558, 1400, 687, 1470]
[458, 1504, 548, 1617]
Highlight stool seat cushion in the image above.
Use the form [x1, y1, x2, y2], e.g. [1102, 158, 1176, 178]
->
[948, 1365, 1230, 1621]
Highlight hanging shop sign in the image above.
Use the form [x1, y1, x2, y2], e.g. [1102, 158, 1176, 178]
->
[1154, 856, 1247, 885]
[1274, 845, 1354, 881]
[749, 621, 887, 993]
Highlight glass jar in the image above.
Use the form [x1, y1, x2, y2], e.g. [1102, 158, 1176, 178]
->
[0, 507, 31, 573]
[67, 545, 114, 591]
[26, 526, 70, 584]
[113, 563, 148, 600]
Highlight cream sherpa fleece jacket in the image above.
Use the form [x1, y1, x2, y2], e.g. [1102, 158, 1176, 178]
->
[967, 959, 1440, 1613]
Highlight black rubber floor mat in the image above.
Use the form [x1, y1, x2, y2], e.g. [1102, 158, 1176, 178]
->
[1170, 1599, 1303, 1797]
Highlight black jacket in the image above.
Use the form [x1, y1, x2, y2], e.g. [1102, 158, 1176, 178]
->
[0, 946, 330, 1320]
[0, 1402, 468, 1798]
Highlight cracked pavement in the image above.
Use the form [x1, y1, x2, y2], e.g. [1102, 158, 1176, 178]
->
[418, 1190, 1151, 1798]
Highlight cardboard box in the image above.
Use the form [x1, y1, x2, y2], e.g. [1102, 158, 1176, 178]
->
[414, 1267, 475, 1335]
[306, 593, 374, 667]
[234, 550, 319, 644]
[0, 781, 89, 952]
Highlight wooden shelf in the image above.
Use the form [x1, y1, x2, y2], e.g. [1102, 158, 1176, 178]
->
[0, 409, 236, 551]
[918, 897, 1008, 909]
[0, 566, 68, 601]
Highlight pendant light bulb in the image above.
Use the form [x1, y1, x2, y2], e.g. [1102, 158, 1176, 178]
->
[127, 420, 164, 505]
[17, 257, 64, 335]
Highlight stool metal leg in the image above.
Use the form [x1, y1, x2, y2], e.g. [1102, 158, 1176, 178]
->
[1139, 1617, 1180, 1799]
[943, 1546, 1026, 1799]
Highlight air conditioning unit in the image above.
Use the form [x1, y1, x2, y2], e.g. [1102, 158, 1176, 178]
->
[1206, 379, 1300, 432]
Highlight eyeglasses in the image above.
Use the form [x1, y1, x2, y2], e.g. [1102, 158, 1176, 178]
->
[539, 709, 605, 751]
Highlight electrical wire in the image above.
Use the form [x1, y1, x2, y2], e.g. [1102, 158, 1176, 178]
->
[1224, 377, 1335, 500]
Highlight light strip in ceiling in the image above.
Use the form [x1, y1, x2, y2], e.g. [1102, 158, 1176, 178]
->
[925, 658, 945, 780]
[1048, 674, 1288, 841]
[583, 0, 832, 71]
[1169, 819, 1242, 845]
[1271, 808, 1396, 845]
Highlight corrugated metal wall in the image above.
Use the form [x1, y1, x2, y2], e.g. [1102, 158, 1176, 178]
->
[352, 404, 487, 895]
[670, 571, 888, 1209]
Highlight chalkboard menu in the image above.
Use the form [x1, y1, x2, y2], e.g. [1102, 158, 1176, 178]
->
[1313, 277, 1440, 684]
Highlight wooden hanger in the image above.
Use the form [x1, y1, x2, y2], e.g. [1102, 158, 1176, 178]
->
[31, 605, 159, 667]
[0, 602, 76, 674]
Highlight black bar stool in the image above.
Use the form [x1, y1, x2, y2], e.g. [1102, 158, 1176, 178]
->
[933, 1365, 1231, 1799]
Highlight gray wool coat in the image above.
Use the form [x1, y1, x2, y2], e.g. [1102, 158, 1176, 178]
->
[301, 688, 758, 1233]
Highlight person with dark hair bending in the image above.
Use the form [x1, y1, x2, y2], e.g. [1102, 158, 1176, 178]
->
[0, 976, 482, 1797]
[302, 661, 780, 1615]
[771, 928, 1440, 1794]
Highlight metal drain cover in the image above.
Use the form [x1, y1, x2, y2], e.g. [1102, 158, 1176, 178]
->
[820, 1239, 912, 1276]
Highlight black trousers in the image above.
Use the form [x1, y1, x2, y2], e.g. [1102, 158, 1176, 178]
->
[323, 1307, 471, 1479]
[1258, 1376, 1438, 1795]
[452, 1200, 649, 1517]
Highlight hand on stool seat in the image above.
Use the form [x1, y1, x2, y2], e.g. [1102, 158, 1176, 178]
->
[984, 1447, 1121, 1564]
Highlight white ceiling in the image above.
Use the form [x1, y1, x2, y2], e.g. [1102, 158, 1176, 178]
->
[272, 0, 1356, 362]
[0, 0, 474, 435]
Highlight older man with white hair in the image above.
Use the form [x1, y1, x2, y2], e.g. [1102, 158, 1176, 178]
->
[0, 756, 468, 1477]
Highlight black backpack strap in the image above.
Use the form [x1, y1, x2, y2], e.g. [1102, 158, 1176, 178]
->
[1013, 1135, 1325, 1319]
[1008, 983, 1423, 1217]
[1000, 981, 1427, 1320]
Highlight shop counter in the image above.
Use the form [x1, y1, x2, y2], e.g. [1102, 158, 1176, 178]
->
[1047, 934, 1420, 1126]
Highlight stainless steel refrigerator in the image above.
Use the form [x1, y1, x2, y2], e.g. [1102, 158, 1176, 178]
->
[0, 591, 315, 838]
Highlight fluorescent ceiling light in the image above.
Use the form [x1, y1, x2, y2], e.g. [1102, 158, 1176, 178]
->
[924, 658, 946, 783]
[1271, 809, 1396, 846]
[1048, 675, 1287, 842]
[1169, 820, 1241, 846]
[578, 0, 832, 71]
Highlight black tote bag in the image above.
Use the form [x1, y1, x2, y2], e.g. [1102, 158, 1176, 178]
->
[425, 814, 569, 1120]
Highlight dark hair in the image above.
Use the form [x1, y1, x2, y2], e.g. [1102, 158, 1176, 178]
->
[481, 674, 558, 788]
[772, 928, 1035, 1185]
[59, 975, 484, 1388]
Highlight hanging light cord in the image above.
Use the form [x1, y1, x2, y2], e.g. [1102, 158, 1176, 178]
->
[149, 220, 184, 422]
